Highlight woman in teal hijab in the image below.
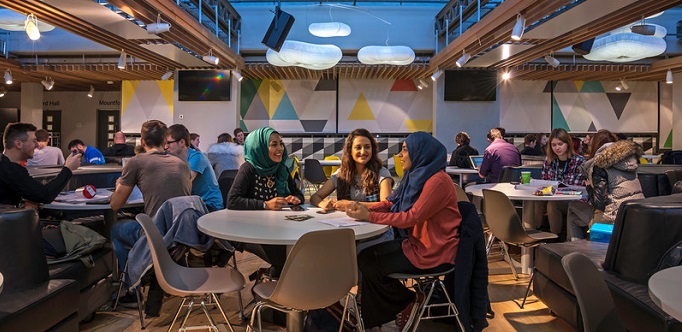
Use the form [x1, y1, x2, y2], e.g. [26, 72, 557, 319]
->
[226, 126, 303, 277]
[227, 126, 303, 210]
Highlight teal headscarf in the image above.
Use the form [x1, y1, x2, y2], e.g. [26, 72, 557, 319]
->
[244, 127, 291, 196]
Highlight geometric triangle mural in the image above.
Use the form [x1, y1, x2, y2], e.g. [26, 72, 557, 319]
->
[588, 121, 597, 132]
[580, 81, 605, 93]
[241, 79, 261, 118]
[272, 93, 299, 120]
[606, 92, 630, 120]
[391, 79, 418, 91]
[348, 92, 375, 120]
[315, 79, 337, 91]
[574, 80, 584, 92]
[551, 95, 570, 131]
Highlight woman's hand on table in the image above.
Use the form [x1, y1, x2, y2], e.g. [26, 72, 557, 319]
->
[284, 195, 301, 206]
[265, 197, 287, 210]
[346, 202, 370, 221]
[333, 200, 356, 212]
[319, 198, 337, 211]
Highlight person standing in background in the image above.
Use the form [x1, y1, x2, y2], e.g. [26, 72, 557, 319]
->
[27, 129, 64, 166]
[233, 128, 245, 145]
[68, 139, 105, 165]
[103, 131, 135, 157]
[190, 133, 201, 151]
[449, 132, 479, 168]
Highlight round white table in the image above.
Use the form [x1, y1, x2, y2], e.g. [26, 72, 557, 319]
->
[649, 266, 682, 322]
[445, 166, 480, 187]
[466, 183, 585, 274]
[198, 205, 388, 332]
[0, 271, 4, 295]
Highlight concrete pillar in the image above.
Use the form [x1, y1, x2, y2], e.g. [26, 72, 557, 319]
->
[20, 82, 43, 126]
[672, 72, 682, 149]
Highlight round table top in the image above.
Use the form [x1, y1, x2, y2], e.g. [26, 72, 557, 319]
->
[0, 272, 3, 295]
[465, 182, 585, 201]
[445, 166, 480, 175]
[649, 266, 682, 322]
[198, 205, 389, 245]
[42, 188, 144, 211]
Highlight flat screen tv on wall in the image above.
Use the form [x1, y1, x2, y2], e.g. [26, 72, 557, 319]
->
[178, 70, 231, 101]
[444, 70, 497, 101]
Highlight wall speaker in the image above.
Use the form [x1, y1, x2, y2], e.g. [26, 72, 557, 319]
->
[262, 7, 295, 52]
[572, 38, 595, 55]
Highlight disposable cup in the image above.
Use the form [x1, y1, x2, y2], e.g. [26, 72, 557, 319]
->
[521, 171, 531, 184]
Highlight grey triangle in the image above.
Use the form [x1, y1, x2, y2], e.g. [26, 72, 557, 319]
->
[588, 122, 597, 132]
[315, 79, 337, 91]
[301, 120, 327, 132]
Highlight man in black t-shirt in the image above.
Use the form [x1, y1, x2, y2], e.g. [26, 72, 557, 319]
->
[0, 123, 81, 208]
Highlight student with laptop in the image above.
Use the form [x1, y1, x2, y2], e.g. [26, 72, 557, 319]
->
[479, 128, 521, 183]
[448, 132, 479, 168]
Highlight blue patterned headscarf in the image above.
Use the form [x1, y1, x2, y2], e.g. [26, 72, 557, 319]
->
[244, 127, 291, 196]
[388, 132, 447, 212]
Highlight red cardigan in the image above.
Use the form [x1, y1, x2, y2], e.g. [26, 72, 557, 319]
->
[368, 170, 461, 269]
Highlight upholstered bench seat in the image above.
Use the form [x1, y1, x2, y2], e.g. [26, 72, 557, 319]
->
[0, 279, 80, 331]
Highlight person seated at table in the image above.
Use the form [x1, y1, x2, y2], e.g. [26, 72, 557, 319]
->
[479, 128, 521, 183]
[26, 129, 65, 166]
[110, 120, 191, 315]
[1, 123, 81, 208]
[346, 132, 461, 332]
[566, 129, 644, 241]
[103, 131, 135, 157]
[207, 133, 245, 177]
[165, 124, 224, 211]
[448, 131, 479, 168]
[68, 139, 105, 165]
[520, 134, 543, 156]
[311, 128, 393, 211]
[227, 126, 304, 277]
[540, 128, 586, 241]
[233, 128, 245, 145]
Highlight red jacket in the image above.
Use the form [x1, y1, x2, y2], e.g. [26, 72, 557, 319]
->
[369, 171, 461, 269]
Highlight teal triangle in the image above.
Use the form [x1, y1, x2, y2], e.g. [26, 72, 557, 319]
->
[552, 96, 570, 131]
[239, 120, 247, 132]
[240, 79, 261, 118]
[580, 81, 605, 93]
[272, 93, 299, 120]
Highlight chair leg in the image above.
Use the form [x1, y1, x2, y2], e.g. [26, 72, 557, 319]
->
[349, 293, 364, 332]
[247, 303, 263, 332]
[177, 298, 195, 332]
[339, 295, 350, 332]
[200, 299, 220, 331]
[435, 279, 465, 332]
[500, 242, 518, 280]
[485, 234, 496, 256]
[135, 286, 146, 330]
[230, 254, 245, 321]
[411, 278, 437, 332]
[520, 270, 535, 309]
[212, 293, 236, 332]
[167, 297, 186, 332]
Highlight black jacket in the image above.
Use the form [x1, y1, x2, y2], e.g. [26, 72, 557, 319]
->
[444, 201, 490, 331]
[449, 145, 479, 168]
[227, 161, 304, 210]
[102, 143, 135, 157]
[0, 154, 72, 206]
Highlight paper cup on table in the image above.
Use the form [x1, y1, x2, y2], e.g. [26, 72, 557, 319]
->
[521, 171, 531, 184]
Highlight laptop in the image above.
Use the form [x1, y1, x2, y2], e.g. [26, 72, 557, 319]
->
[468, 155, 484, 169]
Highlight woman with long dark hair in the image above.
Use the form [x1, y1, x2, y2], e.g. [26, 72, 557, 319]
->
[310, 128, 393, 212]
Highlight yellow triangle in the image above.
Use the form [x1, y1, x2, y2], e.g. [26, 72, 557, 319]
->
[348, 93, 375, 120]
[121, 80, 140, 116]
[257, 79, 285, 118]
[404, 120, 433, 132]
[157, 80, 174, 116]
[574, 80, 584, 92]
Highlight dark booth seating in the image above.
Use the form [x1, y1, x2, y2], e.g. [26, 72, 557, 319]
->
[499, 165, 543, 183]
[636, 165, 682, 198]
[0, 208, 80, 331]
[534, 194, 682, 332]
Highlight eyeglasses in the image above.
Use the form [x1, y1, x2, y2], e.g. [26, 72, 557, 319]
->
[165, 140, 178, 145]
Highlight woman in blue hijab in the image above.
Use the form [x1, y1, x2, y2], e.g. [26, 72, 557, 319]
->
[227, 126, 304, 277]
[346, 132, 462, 331]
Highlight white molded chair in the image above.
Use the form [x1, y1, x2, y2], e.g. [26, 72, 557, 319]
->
[247, 228, 363, 332]
[136, 214, 245, 332]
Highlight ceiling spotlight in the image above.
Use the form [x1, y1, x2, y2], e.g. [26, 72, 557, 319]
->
[202, 49, 219, 65]
[25, 14, 40, 41]
[615, 85, 622, 91]
[666, 69, 673, 84]
[87, 85, 94, 98]
[41, 76, 54, 90]
[631, 24, 656, 36]
[502, 72, 511, 80]
[4, 69, 12, 85]
[544, 55, 560, 68]
[416, 81, 424, 90]
[511, 14, 526, 41]
[232, 70, 243, 82]
[620, 79, 629, 90]
[456, 52, 471, 67]
[161, 71, 173, 80]
[0, 88, 5, 97]
[431, 70, 443, 81]
[419, 78, 429, 89]
[117, 50, 126, 69]
[146, 14, 171, 34]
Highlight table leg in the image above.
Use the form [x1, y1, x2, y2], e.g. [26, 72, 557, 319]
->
[520, 201, 544, 275]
